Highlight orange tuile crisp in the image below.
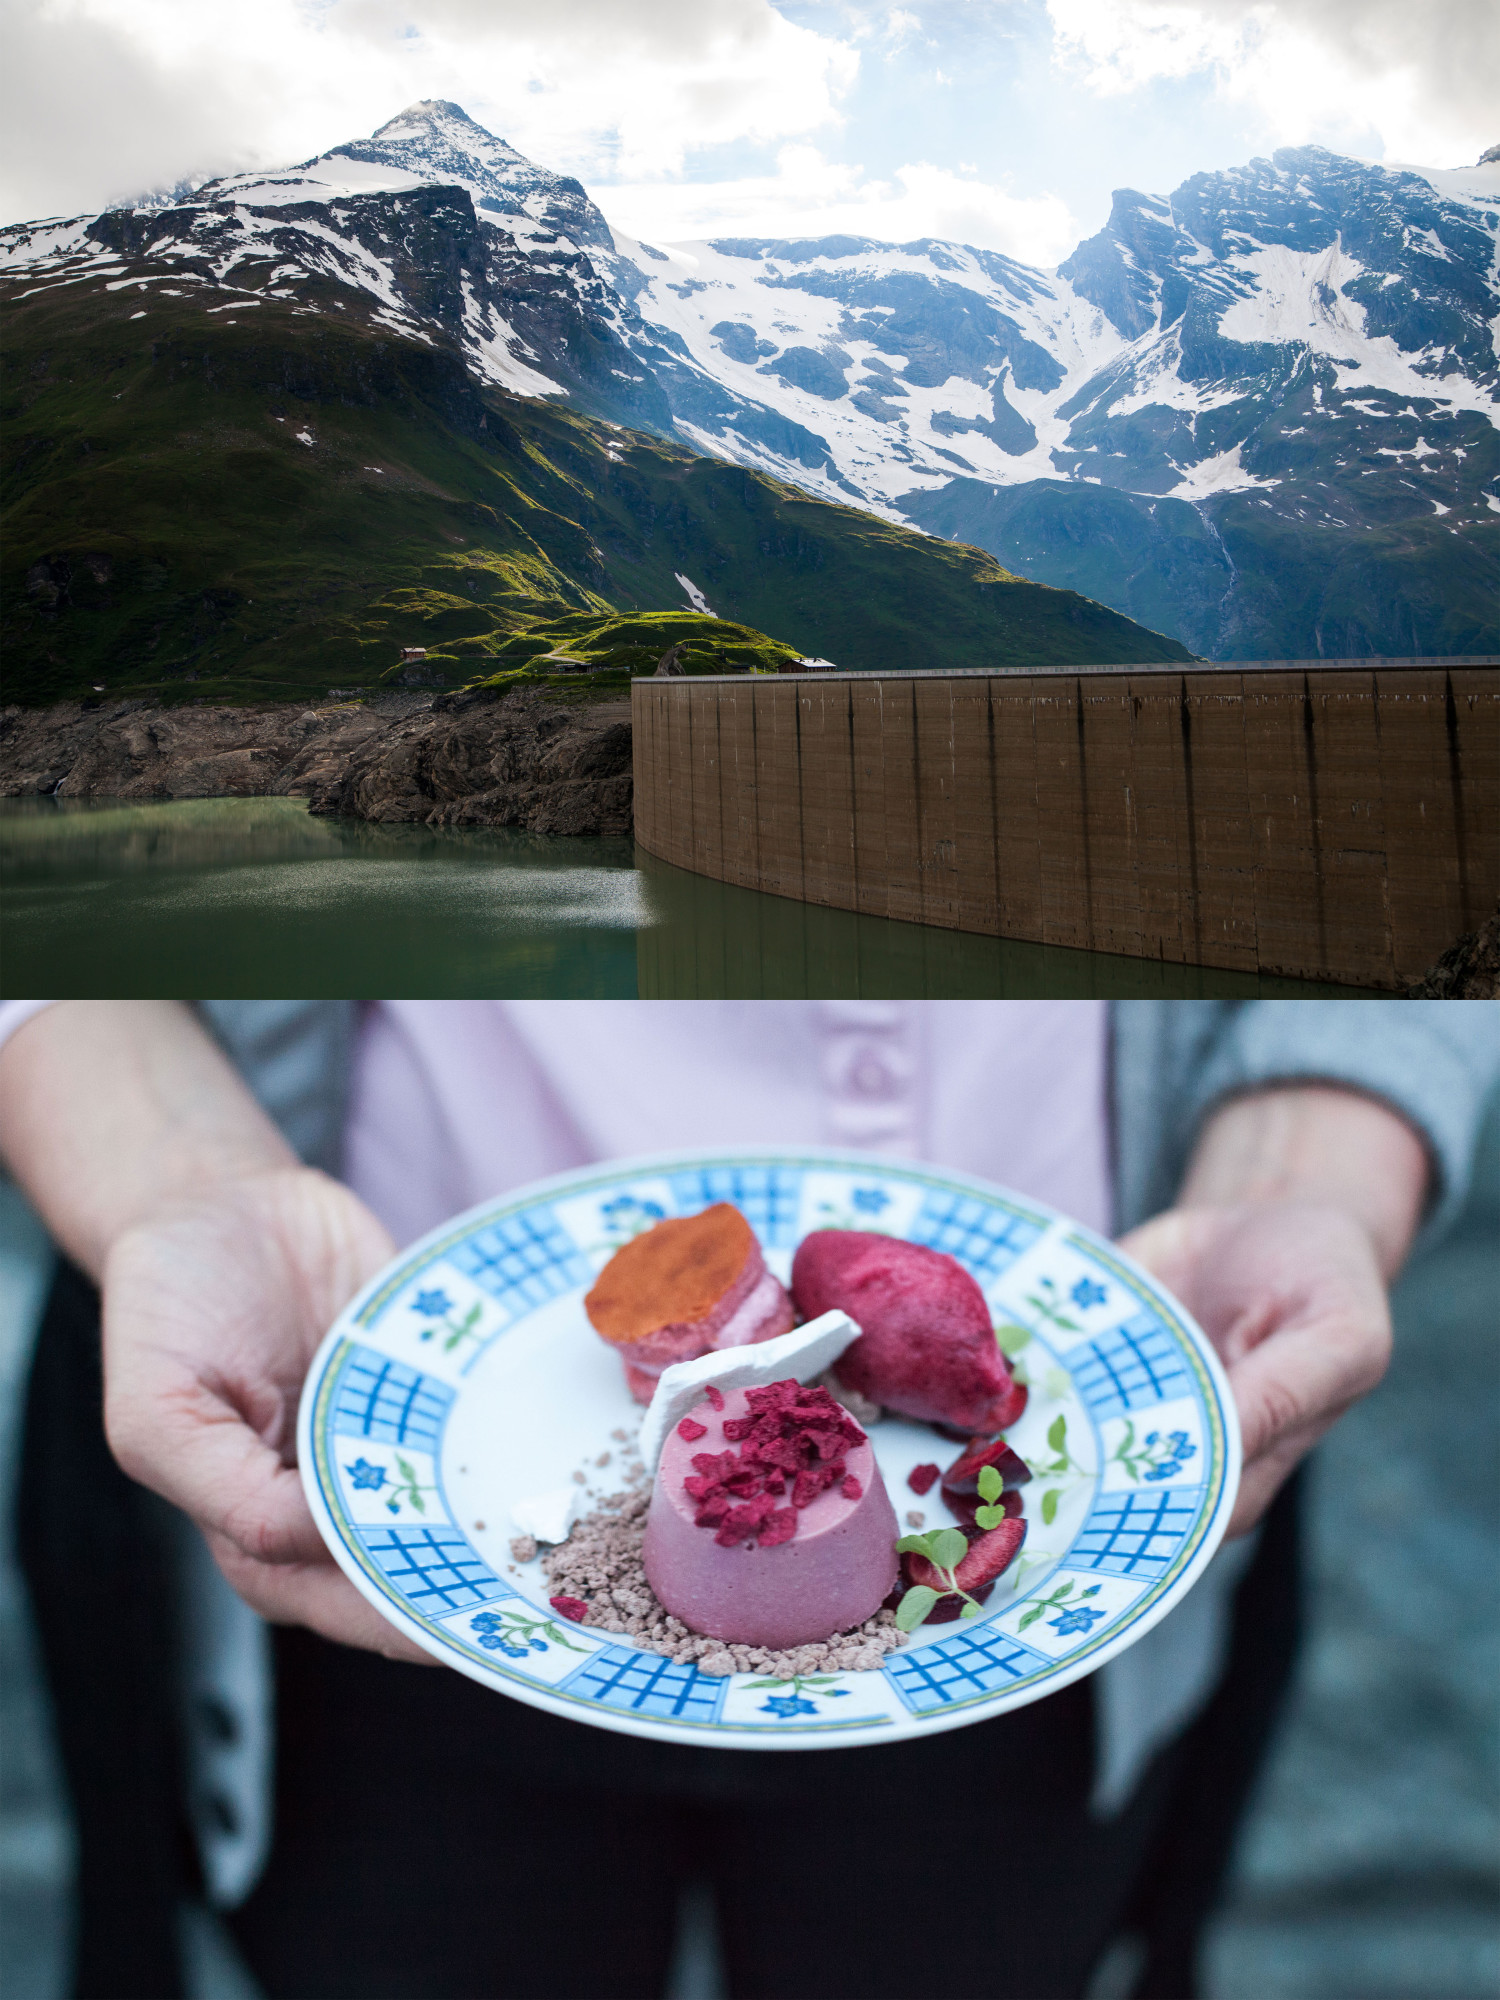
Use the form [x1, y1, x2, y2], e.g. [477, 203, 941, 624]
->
[585, 1203, 756, 1345]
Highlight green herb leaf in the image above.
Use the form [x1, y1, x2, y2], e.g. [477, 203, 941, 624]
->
[960, 1599, 981, 1618]
[977, 1464, 1003, 1502]
[974, 1504, 1005, 1530]
[894, 1586, 940, 1632]
[1041, 1487, 1060, 1525]
[895, 1533, 939, 1558]
[928, 1528, 969, 1572]
[1047, 1414, 1068, 1454]
[995, 1322, 1032, 1356]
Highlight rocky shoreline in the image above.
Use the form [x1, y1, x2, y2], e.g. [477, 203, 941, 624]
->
[0, 688, 633, 836]
[1404, 906, 1500, 1000]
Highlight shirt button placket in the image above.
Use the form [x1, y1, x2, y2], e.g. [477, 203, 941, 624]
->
[820, 1002, 918, 1156]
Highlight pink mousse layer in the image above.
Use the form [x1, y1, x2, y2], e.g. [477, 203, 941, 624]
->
[641, 1386, 899, 1648]
[621, 1267, 795, 1404]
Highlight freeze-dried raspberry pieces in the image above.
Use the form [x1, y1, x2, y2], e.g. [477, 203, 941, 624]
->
[677, 1417, 708, 1441]
[548, 1595, 589, 1622]
[907, 1462, 940, 1496]
[714, 1494, 780, 1547]
[758, 1507, 798, 1547]
[677, 1380, 869, 1550]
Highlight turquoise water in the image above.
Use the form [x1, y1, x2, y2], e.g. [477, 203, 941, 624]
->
[1, 796, 1381, 999]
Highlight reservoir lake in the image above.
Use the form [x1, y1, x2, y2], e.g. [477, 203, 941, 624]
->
[2, 796, 1380, 999]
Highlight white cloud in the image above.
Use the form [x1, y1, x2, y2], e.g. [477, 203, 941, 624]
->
[1047, 0, 1499, 170]
[601, 143, 1079, 264]
[0, 0, 859, 223]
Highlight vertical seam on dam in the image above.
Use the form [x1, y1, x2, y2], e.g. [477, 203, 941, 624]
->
[985, 684, 1003, 927]
[1178, 677, 1203, 970]
[1301, 673, 1329, 977]
[844, 682, 860, 914]
[1444, 670, 1474, 929]
[1075, 683, 1096, 953]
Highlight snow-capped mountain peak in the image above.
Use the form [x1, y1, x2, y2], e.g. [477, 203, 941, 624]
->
[2, 108, 1494, 658]
[320, 98, 615, 257]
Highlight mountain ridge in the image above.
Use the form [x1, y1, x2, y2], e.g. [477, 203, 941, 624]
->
[2, 264, 1189, 708]
[4, 101, 1495, 665]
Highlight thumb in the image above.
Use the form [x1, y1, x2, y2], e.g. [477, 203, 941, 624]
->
[107, 1368, 327, 1565]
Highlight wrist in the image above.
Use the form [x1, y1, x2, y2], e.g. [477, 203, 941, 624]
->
[1176, 1084, 1429, 1280]
[0, 1002, 296, 1280]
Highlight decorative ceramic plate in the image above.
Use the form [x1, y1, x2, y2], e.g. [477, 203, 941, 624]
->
[299, 1149, 1239, 1750]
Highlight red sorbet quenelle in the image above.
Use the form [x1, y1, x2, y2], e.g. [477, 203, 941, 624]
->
[791, 1230, 1028, 1433]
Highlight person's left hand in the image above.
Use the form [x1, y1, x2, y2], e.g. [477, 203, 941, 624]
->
[1118, 1199, 1393, 1537]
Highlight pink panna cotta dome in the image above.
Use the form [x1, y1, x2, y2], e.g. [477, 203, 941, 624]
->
[642, 1383, 899, 1649]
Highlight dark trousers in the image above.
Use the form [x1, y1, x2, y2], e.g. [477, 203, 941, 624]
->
[17, 1261, 1304, 2000]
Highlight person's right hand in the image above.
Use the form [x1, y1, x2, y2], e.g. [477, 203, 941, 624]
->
[103, 1165, 433, 1663]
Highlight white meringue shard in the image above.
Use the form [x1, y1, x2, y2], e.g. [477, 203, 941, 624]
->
[637, 1309, 862, 1473]
[509, 1485, 587, 1546]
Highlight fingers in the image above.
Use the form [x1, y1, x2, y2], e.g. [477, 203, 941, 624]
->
[107, 1365, 329, 1564]
[1120, 1201, 1394, 1539]
[206, 1531, 435, 1665]
[101, 1168, 397, 1569]
[1225, 1316, 1382, 1485]
[1225, 1437, 1313, 1539]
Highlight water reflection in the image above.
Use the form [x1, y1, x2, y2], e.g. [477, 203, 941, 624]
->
[2, 797, 644, 998]
[1, 795, 1380, 1000]
[633, 848, 1381, 999]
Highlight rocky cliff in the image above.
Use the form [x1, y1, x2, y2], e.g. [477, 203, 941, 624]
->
[0, 688, 633, 834]
[305, 689, 632, 834]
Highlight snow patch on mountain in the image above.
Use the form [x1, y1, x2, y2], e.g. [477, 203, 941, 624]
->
[1165, 442, 1276, 500]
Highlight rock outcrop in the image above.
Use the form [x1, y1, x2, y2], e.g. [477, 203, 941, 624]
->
[305, 689, 632, 835]
[1406, 906, 1500, 999]
[0, 688, 633, 835]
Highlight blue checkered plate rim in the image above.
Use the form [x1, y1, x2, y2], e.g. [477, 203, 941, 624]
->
[299, 1148, 1240, 1750]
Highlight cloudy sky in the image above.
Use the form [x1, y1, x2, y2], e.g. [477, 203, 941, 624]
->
[3, 0, 1494, 263]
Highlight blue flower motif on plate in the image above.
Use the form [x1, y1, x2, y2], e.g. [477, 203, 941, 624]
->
[850, 1187, 892, 1215]
[469, 1606, 588, 1660]
[472, 1613, 530, 1659]
[602, 1194, 665, 1223]
[747, 1673, 849, 1718]
[1049, 1603, 1108, 1636]
[1142, 1431, 1197, 1482]
[345, 1457, 386, 1491]
[1070, 1277, 1108, 1310]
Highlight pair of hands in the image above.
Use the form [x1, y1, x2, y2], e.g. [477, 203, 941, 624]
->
[103, 1157, 1400, 1664]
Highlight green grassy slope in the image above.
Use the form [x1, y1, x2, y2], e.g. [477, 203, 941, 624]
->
[2, 280, 1191, 706]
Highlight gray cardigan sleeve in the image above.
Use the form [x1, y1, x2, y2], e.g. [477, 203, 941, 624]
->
[196, 1001, 359, 1174]
[1111, 1000, 1500, 1242]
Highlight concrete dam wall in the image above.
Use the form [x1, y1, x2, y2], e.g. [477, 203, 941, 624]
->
[631, 661, 1499, 992]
